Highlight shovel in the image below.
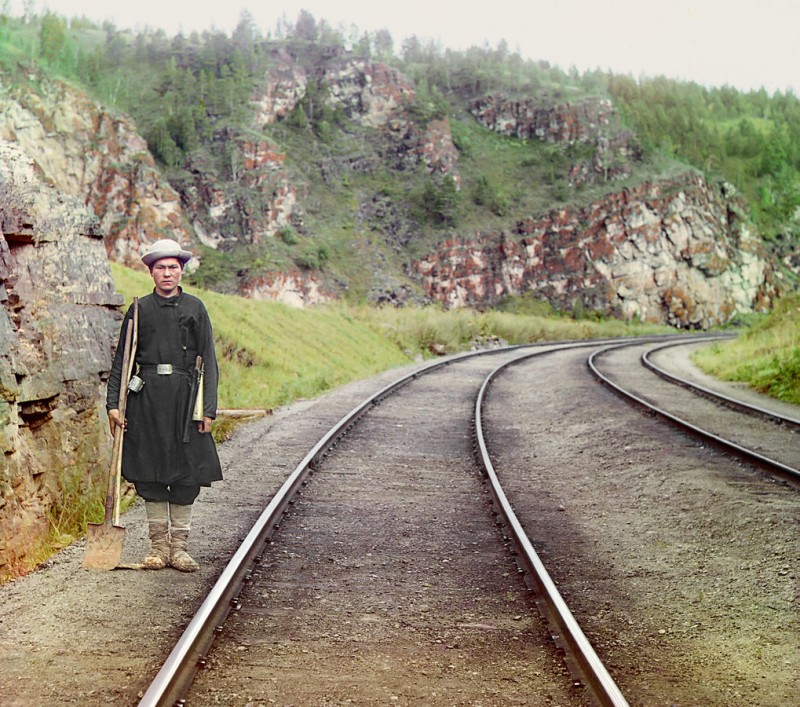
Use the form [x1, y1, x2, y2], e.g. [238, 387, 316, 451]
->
[83, 299, 138, 569]
[114, 298, 138, 526]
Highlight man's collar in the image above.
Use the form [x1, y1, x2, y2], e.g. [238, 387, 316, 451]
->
[153, 286, 183, 305]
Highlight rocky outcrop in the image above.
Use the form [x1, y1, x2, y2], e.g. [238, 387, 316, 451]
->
[255, 52, 459, 183]
[471, 94, 640, 187]
[253, 49, 308, 126]
[182, 134, 299, 247]
[0, 71, 192, 266]
[0, 69, 307, 295]
[238, 271, 335, 306]
[324, 56, 415, 128]
[0, 140, 122, 575]
[254, 51, 415, 130]
[472, 94, 615, 144]
[390, 117, 461, 187]
[411, 173, 776, 328]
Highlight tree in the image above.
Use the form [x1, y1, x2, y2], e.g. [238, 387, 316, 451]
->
[146, 119, 182, 167]
[373, 29, 393, 60]
[233, 11, 264, 73]
[417, 175, 460, 227]
[294, 10, 317, 42]
[39, 12, 66, 65]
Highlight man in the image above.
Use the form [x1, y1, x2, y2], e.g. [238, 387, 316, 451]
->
[107, 239, 222, 572]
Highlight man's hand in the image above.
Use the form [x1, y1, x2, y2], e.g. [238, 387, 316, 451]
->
[197, 416, 213, 434]
[108, 409, 126, 435]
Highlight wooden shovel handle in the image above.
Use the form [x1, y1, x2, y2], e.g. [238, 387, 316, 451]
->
[114, 297, 138, 525]
[104, 317, 133, 523]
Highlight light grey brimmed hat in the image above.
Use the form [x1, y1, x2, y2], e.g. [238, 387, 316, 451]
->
[141, 238, 193, 267]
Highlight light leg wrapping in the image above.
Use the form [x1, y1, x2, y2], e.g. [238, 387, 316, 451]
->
[143, 501, 170, 570]
[169, 503, 199, 572]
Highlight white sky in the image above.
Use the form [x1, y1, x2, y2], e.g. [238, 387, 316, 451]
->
[12, 0, 800, 95]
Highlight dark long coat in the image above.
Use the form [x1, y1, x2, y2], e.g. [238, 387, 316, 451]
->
[106, 289, 223, 486]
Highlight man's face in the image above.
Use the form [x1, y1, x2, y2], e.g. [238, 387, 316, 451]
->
[150, 257, 183, 297]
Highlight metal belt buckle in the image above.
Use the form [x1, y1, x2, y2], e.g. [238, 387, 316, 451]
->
[156, 364, 173, 375]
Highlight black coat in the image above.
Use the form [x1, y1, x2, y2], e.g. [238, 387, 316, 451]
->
[107, 289, 223, 486]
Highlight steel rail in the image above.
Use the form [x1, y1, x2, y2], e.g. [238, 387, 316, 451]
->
[475, 350, 630, 707]
[139, 333, 705, 706]
[138, 345, 528, 706]
[588, 344, 800, 482]
[641, 340, 800, 428]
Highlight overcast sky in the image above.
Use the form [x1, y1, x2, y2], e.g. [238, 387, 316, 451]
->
[13, 0, 800, 95]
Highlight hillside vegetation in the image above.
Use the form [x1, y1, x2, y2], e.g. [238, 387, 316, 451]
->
[1, 8, 798, 295]
[693, 292, 800, 404]
[4, 8, 799, 408]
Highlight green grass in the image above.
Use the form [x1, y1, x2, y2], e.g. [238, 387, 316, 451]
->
[111, 262, 413, 410]
[112, 262, 673, 412]
[353, 303, 669, 353]
[692, 292, 800, 404]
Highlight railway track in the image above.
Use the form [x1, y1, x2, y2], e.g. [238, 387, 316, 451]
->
[478, 341, 798, 705]
[587, 339, 799, 481]
[138, 336, 799, 706]
[642, 339, 800, 427]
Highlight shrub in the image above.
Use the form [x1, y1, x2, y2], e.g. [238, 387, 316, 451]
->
[278, 225, 299, 245]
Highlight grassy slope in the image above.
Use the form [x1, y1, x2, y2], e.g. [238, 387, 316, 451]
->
[692, 293, 800, 404]
[112, 262, 673, 412]
[111, 263, 412, 410]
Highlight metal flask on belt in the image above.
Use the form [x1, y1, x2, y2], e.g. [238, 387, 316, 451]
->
[127, 372, 144, 393]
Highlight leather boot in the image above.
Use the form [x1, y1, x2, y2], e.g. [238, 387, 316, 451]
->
[143, 501, 170, 569]
[169, 503, 199, 572]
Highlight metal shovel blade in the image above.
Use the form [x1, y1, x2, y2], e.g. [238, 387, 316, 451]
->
[82, 521, 126, 570]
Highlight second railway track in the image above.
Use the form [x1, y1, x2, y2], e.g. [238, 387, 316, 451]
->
[481, 343, 798, 706]
[588, 339, 800, 479]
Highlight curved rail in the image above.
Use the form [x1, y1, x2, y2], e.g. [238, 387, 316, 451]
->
[137, 346, 524, 706]
[641, 340, 800, 428]
[588, 344, 800, 482]
[475, 352, 630, 707]
[139, 334, 707, 705]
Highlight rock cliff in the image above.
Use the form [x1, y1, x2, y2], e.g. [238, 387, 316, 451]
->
[182, 133, 299, 249]
[239, 270, 335, 306]
[0, 58, 785, 329]
[470, 94, 640, 186]
[323, 53, 416, 128]
[411, 173, 775, 328]
[0, 72, 191, 266]
[0, 140, 122, 576]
